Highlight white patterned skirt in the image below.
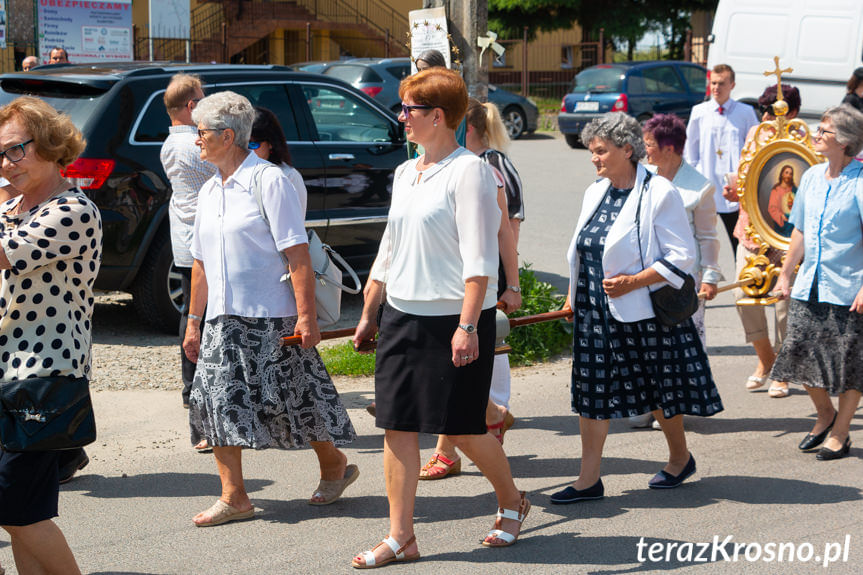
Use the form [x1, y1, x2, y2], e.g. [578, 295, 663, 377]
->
[189, 315, 356, 449]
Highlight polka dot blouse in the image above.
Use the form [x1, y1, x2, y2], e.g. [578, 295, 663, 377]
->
[0, 188, 102, 381]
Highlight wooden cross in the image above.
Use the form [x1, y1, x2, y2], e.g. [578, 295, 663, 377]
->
[763, 56, 793, 101]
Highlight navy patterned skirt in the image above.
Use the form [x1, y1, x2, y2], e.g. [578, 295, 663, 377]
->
[571, 186, 723, 420]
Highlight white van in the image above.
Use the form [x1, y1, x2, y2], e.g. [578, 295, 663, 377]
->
[707, 0, 863, 120]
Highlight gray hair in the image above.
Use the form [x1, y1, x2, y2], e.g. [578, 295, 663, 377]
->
[191, 91, 254, 148]
[580, 112, 646, 162]
[822, 104, 863, 157]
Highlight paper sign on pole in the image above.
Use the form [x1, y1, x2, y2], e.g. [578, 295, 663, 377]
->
[408, 7, 450, 74]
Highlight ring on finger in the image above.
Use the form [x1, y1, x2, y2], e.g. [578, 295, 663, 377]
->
[462, 355, 471, 361]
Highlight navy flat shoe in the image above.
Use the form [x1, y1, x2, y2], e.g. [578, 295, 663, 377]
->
[648, 454, 696, 489]
[816, 437, 851, 461]
[799, 412, 837, 451]
[549, 478, 604, 504]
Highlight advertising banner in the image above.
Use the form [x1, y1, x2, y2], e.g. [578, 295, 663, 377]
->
[0, 1, 6, 50]
[38, 0, 133, 63]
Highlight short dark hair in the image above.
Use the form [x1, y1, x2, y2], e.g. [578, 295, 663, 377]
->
[416, 49, 447, 69]
[757, 84, 801, 116]
[251, 107, 292, 165]
[642, 114, 686, 155]
[847, 67, 863, 94]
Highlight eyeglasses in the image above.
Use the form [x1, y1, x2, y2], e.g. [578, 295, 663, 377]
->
[815, 127, 835, 138]
[197, 128, 223, 139]
[0, 139, 33, 163]
[401, 103, 436, 117]
[248, 141, 261, 150]
[189, 98, 203, 106]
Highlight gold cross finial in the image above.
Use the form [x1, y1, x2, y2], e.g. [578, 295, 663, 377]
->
[763, 56, 793, 102]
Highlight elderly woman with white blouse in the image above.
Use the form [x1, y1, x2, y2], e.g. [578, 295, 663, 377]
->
[552, 113, 723, 506]
[351, 68, 528, 569]
[182, 91, 356, 527]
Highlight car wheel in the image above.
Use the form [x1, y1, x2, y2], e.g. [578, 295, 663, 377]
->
[131, 228, 183, 334]
[502, 106, 527, 139]
[565, 133, 582, 149]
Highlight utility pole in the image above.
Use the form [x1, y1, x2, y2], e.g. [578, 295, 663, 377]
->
[422, 0, 488, 101]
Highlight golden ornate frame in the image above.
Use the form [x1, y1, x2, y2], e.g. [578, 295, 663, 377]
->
[735, 58, 823, 305]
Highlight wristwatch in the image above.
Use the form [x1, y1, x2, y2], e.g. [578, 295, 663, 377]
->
[507, 285, 521, 293]
[458, 323, 476, 334]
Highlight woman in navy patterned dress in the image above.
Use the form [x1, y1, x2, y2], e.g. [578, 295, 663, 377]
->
[551, 113, 723, 505]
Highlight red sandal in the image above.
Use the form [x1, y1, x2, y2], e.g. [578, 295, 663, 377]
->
[418, 453, 461, 480]
[487, 411, 515, 444]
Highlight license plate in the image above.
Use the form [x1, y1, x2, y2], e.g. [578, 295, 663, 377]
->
[575, 101, 599, 112]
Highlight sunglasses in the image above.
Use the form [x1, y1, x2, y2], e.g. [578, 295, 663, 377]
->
[248, 141, 261, 150]
[401, 103, 436, 117]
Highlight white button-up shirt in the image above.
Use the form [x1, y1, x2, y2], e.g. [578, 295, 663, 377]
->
[191, 152, 307, 319]
[684, 98, 759, 213]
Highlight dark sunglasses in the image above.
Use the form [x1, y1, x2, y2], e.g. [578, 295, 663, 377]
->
[401, 103, 436, 117]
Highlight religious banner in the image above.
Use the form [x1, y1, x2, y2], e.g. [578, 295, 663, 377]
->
[408, 7, 450, 74]
[37, 0, 133, 63]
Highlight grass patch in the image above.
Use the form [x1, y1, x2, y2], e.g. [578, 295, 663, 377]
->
[319, 341, 376, 376]
[506, 264, 571, 366]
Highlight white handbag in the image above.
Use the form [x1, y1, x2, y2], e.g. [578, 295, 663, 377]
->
[251, 164, 361, 328]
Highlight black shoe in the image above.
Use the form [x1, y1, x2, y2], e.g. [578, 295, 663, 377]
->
[648, 454, 696, 489]
[816, 437, 851, 461]
[59, 449, 89, 484]
[550, 478, 604, 504]
[799, 412, 837, 451]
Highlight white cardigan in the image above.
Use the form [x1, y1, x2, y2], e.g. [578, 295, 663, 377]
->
[567, 163, 697, 323]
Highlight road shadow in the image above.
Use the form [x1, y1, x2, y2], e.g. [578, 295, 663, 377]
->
[64, 473, 274, 499]
[431, 534, 716, 571]
[519, 132, 557, 141]
[92, 294, 173, 345]
[532, 270, 569, 292]
[705, 344, 758, 356]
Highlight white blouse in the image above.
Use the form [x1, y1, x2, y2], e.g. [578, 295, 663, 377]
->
[370, 147, 500, 316]
[191, 152, 307, 319]
[279, 162, 307, 215]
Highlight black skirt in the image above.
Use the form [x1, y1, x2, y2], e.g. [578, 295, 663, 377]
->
[374, 305, 495, 434]
[0, 448, 60, 526]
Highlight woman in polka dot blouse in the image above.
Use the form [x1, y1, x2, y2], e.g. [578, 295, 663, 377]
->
[0, 97, 102, 575]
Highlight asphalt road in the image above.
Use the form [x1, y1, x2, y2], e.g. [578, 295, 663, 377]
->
[1, 134, 861, 575]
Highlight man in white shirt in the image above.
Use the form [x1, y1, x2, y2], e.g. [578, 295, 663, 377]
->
[684, 64, 759, 253]
[160, 73, 217, 409]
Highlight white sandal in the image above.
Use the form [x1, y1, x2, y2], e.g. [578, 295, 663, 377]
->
[352, 534, 420, 569]
[482, 491, 531, 547]
[746, 375, 768, 391]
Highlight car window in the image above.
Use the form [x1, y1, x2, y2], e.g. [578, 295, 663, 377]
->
[0, 80, 111, 133]
[385, 65, 409, 81]
[572, 67, 624, 93]
[626, 71, 645, 96]
[302, 85, 391, 143]
[679, 66, 708, 94]
[642, 66, 686, 94]
[134, 94, 170, 142]
[325, 65, 384, 84]
[218, 83, 300, 140]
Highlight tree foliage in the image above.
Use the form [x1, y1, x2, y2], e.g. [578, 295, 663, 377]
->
[489, 0, 718, 59]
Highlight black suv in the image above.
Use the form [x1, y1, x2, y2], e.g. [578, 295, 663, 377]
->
[0, 63, 405, 332]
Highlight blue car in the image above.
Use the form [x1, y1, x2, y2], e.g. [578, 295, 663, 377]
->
[558, 61, 708, 148]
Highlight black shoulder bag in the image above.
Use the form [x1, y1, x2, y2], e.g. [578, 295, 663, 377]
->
[0, 376, 96, 452]
[634, 172, 699, 327]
